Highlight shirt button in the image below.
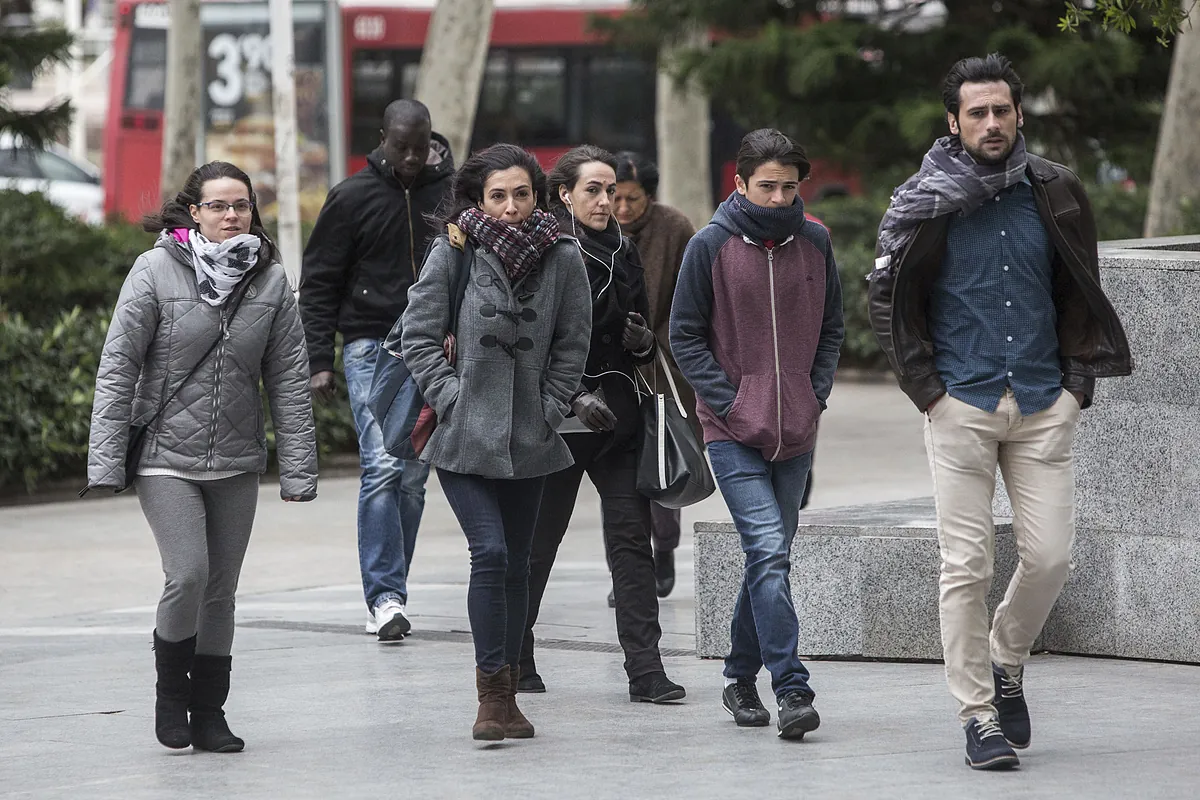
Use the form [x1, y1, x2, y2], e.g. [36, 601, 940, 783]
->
[1003, 265, 1010, 271]
[1007, 336, 1013, 342]
[1007, 371, 1014, 377]
[1005, 301, 1012, 307]
[601, 334, 612, 344]
[995, 195, 1001, 202]
[1000, 231, 1007, 237]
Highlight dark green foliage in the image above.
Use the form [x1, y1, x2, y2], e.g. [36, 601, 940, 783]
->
[0, 306, 108, 492]
[0, 189, 153, 323]
[0, 19, 73, 147]
[601, 1, 1173, 184]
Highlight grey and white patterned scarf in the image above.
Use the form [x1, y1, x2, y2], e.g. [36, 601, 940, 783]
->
[188, 230, 261, 306]
[877, 133, 1028, 259]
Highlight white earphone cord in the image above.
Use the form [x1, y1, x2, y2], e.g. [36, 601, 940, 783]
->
[564, 196, 621, 298]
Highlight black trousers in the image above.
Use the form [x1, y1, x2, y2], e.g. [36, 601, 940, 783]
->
[521, 433, 665, 681]
[650, 503, 681, 552]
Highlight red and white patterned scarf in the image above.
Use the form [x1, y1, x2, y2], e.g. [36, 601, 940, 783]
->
[455, 207, 560, 284]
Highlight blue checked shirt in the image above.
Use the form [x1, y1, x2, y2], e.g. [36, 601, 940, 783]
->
[928, 179, 1062, 415]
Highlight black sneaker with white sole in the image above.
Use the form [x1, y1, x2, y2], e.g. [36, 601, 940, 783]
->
[993, 664, 1031, 749]
[776, 692, 820, 740]
[722, 679, 770, 727]
[964, 717, 1021, 770]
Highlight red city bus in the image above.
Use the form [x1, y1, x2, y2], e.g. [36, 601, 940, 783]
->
[104, 0, 859, 222]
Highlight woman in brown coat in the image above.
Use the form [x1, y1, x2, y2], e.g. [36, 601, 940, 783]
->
[612, 151, 697, 599]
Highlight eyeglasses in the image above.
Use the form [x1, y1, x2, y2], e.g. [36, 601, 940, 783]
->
[197, 200, 254, 215]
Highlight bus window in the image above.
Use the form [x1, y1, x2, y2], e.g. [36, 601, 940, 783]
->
[349, 50, 420, 155]
[124, 27, 167, 111]
[583, 54, 655, 156]
[473, 50, 567, 149]
[510, 53, 567, 145]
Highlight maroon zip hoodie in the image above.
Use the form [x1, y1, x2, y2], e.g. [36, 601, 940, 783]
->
[669, 193, 844, 461]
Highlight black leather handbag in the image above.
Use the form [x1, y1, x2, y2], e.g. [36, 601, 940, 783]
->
[636, 347, 715, 509]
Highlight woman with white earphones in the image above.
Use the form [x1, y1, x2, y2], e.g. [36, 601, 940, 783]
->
[518, 145, 686, 705]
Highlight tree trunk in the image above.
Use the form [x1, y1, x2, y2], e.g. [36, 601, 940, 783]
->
[656, 29, 713, 229]
[160, 0, 202, 202]
[1145, 1, 1200, 237]
[413, 0, 494, 164]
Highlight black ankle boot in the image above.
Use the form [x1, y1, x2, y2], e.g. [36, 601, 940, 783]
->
[189, 654, 244, 753]
[153, 631, 195, 749]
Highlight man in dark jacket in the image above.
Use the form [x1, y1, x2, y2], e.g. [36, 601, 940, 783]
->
[671, 129, 844, 741]
[868, 54, 1132, 771]
[299, 99, 453, 641]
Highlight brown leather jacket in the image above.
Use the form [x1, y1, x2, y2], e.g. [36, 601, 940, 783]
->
[867, 153, 1133, 412]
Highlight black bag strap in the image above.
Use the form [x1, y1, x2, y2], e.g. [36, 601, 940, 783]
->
[141, 270, 257, 433]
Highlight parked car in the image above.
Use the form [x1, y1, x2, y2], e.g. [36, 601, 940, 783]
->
[0, 134, 104, 224]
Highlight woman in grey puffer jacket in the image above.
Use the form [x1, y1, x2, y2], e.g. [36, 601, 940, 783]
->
[86, 162, 317, 754]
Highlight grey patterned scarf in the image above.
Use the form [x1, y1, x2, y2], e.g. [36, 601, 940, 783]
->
[187, 230, 261, 306]
[877, 133, 1028, 259]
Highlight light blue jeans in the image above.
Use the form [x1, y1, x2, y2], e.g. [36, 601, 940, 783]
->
[707, 440, 814, 701]
[342, 337, 431, 610]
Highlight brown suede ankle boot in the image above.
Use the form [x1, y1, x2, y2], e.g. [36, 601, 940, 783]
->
[473, 666, 510, 741]
[504, 668, 535, 739]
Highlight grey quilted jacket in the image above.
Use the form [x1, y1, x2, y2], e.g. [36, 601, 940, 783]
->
[87, 233, 318, 498]
[401, 237, 592, 479]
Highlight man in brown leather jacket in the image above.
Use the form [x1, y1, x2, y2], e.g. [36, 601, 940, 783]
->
[868, 54, 1132, 771]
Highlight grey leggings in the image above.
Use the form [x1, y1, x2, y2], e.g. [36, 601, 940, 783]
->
[137, 473, 260, 655]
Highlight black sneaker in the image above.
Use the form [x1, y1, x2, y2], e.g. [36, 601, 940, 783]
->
[993, 664, 1031, 749]
[722, 679, 770, 727]
[629, 672, 686, 704]
[654, 549, 676, 598]
[964, 717, 1021, 770]
[776, 692, 820, 740]
[516, 672, 546, 693]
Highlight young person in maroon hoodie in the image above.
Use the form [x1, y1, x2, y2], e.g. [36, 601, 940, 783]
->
[670, 129, 844, 740]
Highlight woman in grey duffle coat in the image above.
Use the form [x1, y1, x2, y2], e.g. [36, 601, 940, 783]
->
[401, 143, 591, 741]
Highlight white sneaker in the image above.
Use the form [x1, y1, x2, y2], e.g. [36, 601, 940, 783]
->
[372, 599, 411, 641]
[364, 611, 378, 635]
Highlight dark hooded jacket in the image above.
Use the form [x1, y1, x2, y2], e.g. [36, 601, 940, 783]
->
[299, 133, 454, 374]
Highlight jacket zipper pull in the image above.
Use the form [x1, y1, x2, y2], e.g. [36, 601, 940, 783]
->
[222, 311, 230, 340]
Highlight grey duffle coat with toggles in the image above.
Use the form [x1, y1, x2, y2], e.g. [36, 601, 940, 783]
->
[401, 233, 593, 479]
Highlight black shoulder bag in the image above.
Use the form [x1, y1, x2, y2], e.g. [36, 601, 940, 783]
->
[81, 275, 256, 497]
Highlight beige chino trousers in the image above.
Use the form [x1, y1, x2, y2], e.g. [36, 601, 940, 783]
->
[924, 388, 1079, 724]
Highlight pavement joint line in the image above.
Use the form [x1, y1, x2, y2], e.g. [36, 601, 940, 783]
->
[236, 619, 697, 657]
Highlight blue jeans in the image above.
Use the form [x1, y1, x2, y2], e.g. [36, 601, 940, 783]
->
[438, 469, 545, 674]
[343, 337, 431, 610]
[707, 440, 815, 701]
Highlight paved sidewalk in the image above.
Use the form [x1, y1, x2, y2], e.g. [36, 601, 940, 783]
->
[3, 384, 1197, 798]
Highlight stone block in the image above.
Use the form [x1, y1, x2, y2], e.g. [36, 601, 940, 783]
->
[694, 499, 1022, 661]
[1045, 527, 1200, 663]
